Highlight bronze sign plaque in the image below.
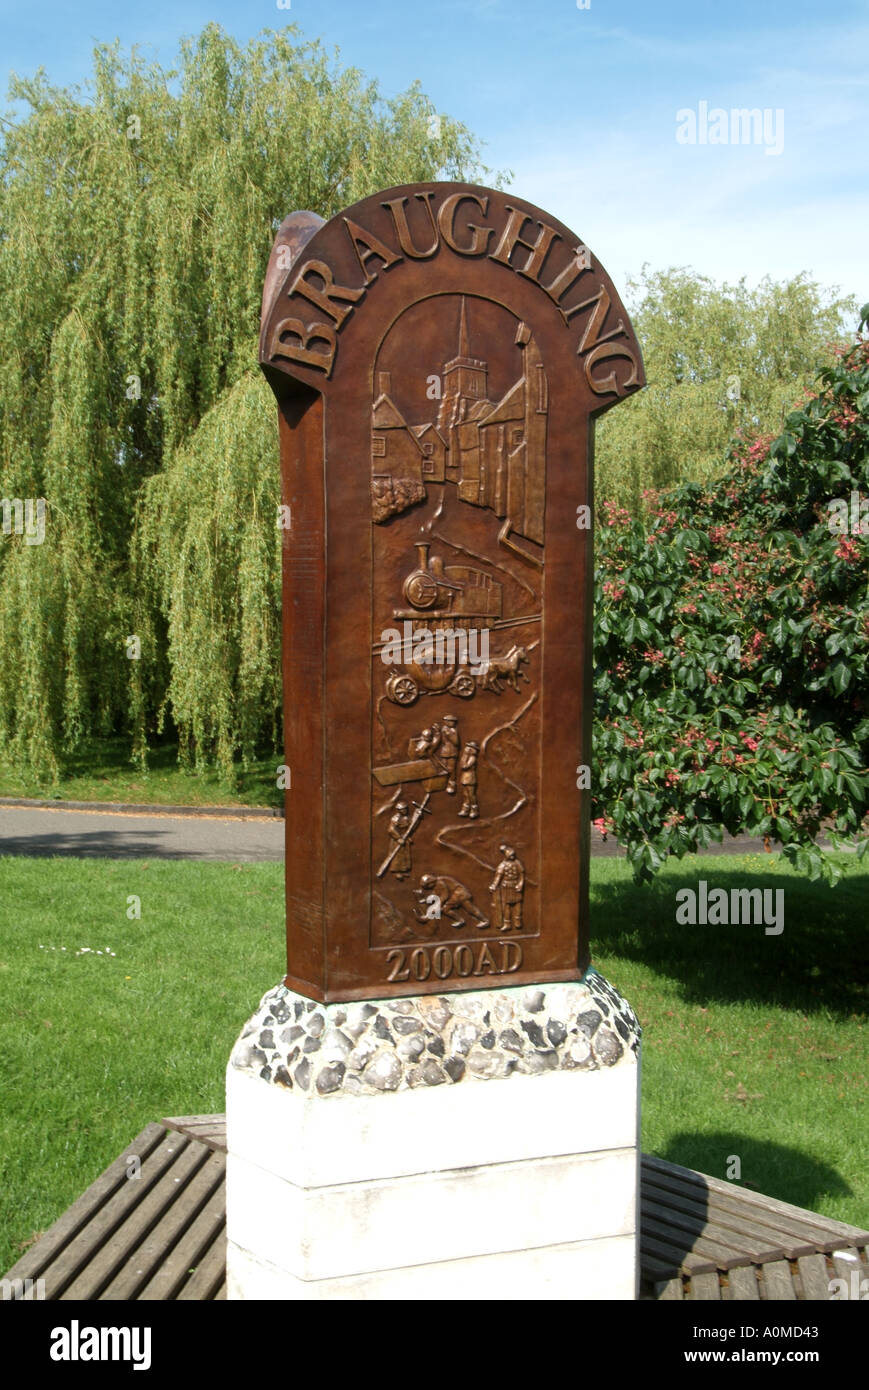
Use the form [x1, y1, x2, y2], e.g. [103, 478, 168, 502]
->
[260, 183, 643, 1002]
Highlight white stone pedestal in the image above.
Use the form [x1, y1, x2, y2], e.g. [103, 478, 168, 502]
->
[225, 972, 641, 1300]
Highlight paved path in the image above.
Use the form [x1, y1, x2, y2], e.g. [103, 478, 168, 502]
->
[0, 802, 794, 863]
[0, 804, 284, 862]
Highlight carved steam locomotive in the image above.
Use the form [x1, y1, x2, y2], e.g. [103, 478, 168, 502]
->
[378, 544, 520, 706]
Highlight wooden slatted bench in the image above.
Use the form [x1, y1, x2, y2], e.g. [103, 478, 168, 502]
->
[640, 1155, 869, 1301]
[654, 1248, 869, 1303]
[3, 1116, 866, 1301]
[1, 1123, 226, 1301]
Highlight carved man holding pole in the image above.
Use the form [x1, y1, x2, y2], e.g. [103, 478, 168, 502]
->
[379, 796, 432, 880]
[490, 844, 525, 931]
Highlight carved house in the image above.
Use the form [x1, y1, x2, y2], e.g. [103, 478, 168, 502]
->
[435, 300, 548, 544]
[477, 328, 547, 546]
[372, 374, 424, 483]
[411, 423, 447, 482]
[371, 301, 548, 543]
[371, 372, 427, 522]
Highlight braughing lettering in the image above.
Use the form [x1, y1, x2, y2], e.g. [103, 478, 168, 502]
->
[268, 190, 640, 397]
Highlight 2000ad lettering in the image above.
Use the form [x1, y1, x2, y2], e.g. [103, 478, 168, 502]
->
[386, 941, 523, 983]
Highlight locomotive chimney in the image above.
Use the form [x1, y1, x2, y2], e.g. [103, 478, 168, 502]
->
[415, 542, 430, 571]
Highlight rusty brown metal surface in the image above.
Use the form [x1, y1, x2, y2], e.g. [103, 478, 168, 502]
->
[260, 183, 644, 1001]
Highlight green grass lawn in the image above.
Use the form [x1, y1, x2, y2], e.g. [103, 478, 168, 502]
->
[592, 853, 867, 1231]
[0, 851, 866, 1273]
[0, 736, 281, 808]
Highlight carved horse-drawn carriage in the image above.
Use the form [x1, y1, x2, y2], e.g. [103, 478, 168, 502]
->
[376, 544, 535, 706]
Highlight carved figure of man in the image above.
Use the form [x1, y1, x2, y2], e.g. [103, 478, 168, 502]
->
[490, 844, 524, 931]
[408, 724, 440, 759]
[457, 741, 479, 818]
[415, 873, 489, 930]
[387, 801, 413, 880]
[438, 714, 460, 794]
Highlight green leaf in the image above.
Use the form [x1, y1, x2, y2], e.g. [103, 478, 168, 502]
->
[831, 661, 852, 694]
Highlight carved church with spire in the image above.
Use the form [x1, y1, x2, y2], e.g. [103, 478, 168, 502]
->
[371, 298, 548, 546]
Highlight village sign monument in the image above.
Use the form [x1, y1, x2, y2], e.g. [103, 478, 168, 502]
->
[225, 183, 645, 1300]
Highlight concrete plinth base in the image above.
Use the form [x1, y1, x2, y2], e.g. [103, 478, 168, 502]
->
[225, 972, 641, 1300]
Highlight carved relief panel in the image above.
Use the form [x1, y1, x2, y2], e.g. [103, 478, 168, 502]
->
[371, 295, 543, 985]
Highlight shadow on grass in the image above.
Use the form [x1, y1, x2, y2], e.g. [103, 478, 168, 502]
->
[0, 820, 283, 861]
[644, 1131, 863, 1268]
[591, 860, 869, 1019]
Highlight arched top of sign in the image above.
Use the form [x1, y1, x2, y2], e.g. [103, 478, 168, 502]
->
[260, 183, 645, 416]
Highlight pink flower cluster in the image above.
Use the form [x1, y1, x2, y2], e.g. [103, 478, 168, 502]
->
[835, 538, 861, 561]
[601, 500, 632, 528]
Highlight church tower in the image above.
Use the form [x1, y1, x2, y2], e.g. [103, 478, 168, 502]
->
[436, 299, 489, 444]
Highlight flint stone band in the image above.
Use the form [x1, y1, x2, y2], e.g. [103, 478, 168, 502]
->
[231, 969, 640, 1099]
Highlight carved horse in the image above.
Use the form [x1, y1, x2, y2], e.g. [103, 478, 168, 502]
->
[477, 644, 531, 694]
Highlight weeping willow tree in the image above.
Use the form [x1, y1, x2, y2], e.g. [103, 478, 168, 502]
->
[594, 268, 856, 517]
[0, 24, 496, 782]
[131, 375, 283, 778]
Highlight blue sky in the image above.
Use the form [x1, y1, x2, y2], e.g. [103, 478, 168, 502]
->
[2, 0, 867, 305]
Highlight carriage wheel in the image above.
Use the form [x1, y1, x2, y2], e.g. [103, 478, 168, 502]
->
[449, 670, 477, 699]
[386, 673, 419, 706]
